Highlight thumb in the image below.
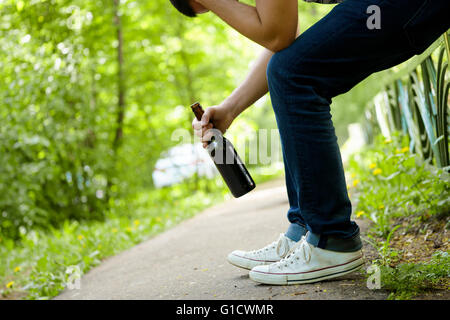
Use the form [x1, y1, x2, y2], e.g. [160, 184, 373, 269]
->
[201, 107, 214, 126]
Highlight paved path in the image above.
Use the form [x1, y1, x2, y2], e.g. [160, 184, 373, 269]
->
[55, 179, 387, 300]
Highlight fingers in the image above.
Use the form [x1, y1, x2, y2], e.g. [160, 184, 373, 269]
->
[192, 107, 215, 148]
[192, 107, 214, 130]
[192, 120, 213, 149]
[202, 127, 215, 143]
[201, 108, 213, 126]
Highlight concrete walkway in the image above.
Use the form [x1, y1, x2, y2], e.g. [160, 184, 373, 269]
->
[55, 179, 387, 300]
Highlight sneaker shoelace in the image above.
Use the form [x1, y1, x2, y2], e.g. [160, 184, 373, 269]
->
[249, 233, 290, 258]
[275, 236, 312, 269]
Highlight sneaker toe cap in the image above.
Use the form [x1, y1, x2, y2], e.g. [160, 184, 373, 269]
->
[250, 265, 270, 273]
[227, 250, 247, 262]
[227, 251, 252, 269]
[249, 265, 288, 285]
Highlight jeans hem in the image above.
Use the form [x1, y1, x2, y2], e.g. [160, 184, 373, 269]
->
[306, 230, 363, 252]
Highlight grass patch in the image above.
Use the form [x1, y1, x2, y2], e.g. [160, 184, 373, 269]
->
[379, 251, 449, 300]
[347, 132, 450, 299]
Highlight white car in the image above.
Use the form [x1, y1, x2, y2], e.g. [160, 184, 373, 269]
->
[152, 143, 217, 188]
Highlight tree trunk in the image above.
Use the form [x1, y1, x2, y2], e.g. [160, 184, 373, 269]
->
[107, 0, 126, 202]
[112, 0, 125, 153]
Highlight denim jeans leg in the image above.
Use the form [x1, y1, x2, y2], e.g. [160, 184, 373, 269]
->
[278, 125, 307, 242]
[267, 0, 450, 251]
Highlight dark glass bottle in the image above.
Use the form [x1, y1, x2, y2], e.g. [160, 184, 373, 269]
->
[191, 102, 256, 198]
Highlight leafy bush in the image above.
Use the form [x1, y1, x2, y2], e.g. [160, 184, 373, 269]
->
[348, 132, 449, 299]
[0, 0, 260, 240]
[0, 27, 111, 239]
[348, 132, 450, 238]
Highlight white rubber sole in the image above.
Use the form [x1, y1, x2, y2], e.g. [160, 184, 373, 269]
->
[249, 256, 365, 285]
[227, 252, 278, 270]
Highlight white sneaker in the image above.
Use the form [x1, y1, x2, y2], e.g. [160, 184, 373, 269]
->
[227, 233, 296, 270]
[249, 236, 364, 285]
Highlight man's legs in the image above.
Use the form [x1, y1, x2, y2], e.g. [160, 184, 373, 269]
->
[247, 0, 449, 284]
[269, 0, 450, 250]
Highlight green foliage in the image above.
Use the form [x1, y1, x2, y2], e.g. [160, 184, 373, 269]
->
[0, 0, 299, 299]
[0, 0, 382, 300]
[380, 225, 401, 266]
[0, 0, 346, 239]
[0, 171, 279, 299]
[349, 133, 449, 299]
[0, 0, 115, 239]
[348, 132, 450, 238]
[0, 178, 225, 299]
[0, 0, 261, 240]
[379, 251, 450, 300]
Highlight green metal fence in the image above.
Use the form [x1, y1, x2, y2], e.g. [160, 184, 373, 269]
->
[363, 32, 450, 171]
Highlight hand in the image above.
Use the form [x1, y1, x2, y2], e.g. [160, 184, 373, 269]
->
[192, 103, 236, 148]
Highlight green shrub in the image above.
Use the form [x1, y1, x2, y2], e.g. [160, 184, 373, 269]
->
[348, 132, 450, 238]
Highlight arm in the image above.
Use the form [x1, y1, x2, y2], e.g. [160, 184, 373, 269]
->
[225, 47, 273, 119]
[226, 22, 301, 118]
[193, 47, 272, 146]
[197, 0, 298, 52]
[193, 26, 301, 145]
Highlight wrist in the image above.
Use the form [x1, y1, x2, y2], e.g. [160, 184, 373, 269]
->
[220, 97, 243, 120]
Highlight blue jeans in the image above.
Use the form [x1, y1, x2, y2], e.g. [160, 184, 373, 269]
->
[268, 0, 450, 251]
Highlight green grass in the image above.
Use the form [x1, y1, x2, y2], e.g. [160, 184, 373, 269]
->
[348, 132, 449, 238]
[347, 132, 450, 299]
[379, 251, 450, 300]
[0, 167, 283, 300]
[0, 184, 223, 299]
